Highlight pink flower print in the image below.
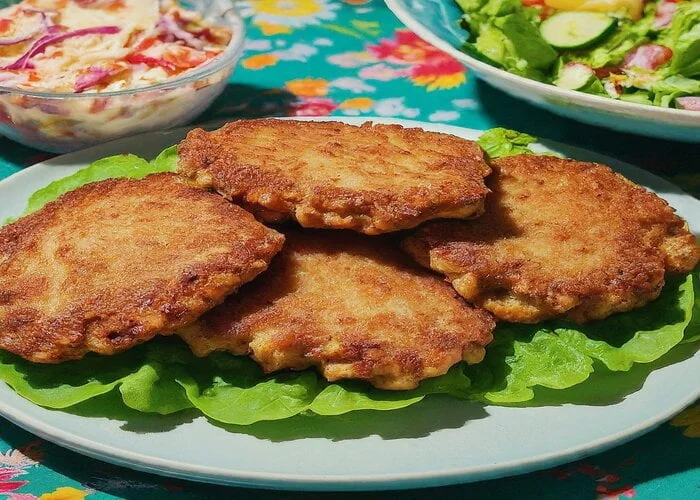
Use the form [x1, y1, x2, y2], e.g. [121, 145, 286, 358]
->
[291, 97, 338, 116]
[367, 30, 438, 65]
[366, 29, 466, 90]
[408, 57, 466, 90]
[0, 468, 28, 493]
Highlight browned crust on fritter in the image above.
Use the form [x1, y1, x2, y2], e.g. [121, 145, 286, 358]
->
[177, 119, 491, 235]
[0, 173, 285, 363]
[403, 155, 699, 324]
[178, 230, 494, 390]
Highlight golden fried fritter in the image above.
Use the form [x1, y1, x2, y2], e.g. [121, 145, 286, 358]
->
[0, 173, 284, 363]
[177, 119, 491, 235]
[178, 230, 494, 390]
[403, 155, 699, 324]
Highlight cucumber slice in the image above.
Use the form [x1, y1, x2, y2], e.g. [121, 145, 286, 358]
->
[540, 12, 617, 50]
[554, 62, 595, 90]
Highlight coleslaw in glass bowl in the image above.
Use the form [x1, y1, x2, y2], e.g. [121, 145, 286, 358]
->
[0, 0, 245, 153]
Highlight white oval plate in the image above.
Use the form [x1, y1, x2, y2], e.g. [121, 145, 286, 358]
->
[0, 117, 698, 491]
[385, 0, 700, 143]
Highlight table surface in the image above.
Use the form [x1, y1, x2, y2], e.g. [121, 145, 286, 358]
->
[0, 1, 698, 498]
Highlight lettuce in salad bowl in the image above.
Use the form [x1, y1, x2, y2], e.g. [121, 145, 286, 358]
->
[385, 0, 700, 142]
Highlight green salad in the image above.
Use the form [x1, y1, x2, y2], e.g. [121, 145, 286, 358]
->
[0, 128, 697, 426]
[456, 0, 700, 109]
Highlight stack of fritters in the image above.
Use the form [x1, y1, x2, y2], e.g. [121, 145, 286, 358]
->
[0, 119, 697, 391]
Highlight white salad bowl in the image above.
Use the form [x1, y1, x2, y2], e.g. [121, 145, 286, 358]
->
[0, 0, 246, 153]
[385, 0, 700, 142]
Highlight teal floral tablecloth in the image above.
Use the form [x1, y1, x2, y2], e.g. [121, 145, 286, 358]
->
[0, 1, 698, 498]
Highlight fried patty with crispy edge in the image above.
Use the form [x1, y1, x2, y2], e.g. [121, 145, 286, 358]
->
[0, 173, 285, 363]
[177, 119, 491, 235]
[403, 155, 699, 324]
[178, 229, 495, 390]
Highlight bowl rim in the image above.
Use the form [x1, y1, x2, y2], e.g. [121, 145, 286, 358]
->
[385, 0, 700, 122]
[0, 0, 246, 99]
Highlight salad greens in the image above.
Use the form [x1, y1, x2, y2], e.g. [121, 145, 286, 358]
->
[456, 0, 700, 109]
[0, 131, 697, 425]
[477, 127, 537, 158]
[664, 2, 700, 78]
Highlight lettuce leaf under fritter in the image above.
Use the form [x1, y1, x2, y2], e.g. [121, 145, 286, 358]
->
[0, 131, 696, 425]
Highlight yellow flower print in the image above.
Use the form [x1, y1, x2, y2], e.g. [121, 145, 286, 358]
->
[40, 487, 89, 500]
[340, 97, 374, 111]
[242, 53, 279, 70]
[671, 403, 700, 437]
[256, 22, 292, 35]
[240, 0, 340, 30]
[255, 0, 323, 17]
[286, 78, 329, 97]
[410, 72, 467, 92]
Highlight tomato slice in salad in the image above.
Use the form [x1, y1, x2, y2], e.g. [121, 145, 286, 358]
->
[0, 18, 12, 34]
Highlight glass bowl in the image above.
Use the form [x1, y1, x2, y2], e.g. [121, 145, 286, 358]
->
[0, 0, 246, 153]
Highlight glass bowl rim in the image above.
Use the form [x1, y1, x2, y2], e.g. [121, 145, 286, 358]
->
[0, 1, 246, 99]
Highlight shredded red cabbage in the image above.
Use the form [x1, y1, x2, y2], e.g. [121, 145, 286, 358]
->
[0, 9, 50, 47]
[1, 25, 121, 71]
[74, 65, 114, 93]
[158, 14, 204, 49]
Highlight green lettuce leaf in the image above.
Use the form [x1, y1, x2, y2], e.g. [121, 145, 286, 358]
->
[458, 0, 553, 80]
[0, 271, 693, 422]
[683, 271, 700, 344]
[466, 273, 696, 403]
[494, 13, 557, 70]
[664, 2, 700, 78]
[0, 139, 696, 425]
[22, 153, 175, 217]
[150, 145, 179, 173]
[477, 127, 537, 158]
[651, 75, 700, 108]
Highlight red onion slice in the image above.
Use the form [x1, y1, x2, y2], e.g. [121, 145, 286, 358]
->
[74, 65, 113, 93]
[1, 25, 120, 71]
[0, 9, 51, 46]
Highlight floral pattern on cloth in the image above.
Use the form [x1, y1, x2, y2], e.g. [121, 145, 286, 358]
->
[0, 442, 91, 499]
[0, 0, 697, 498]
